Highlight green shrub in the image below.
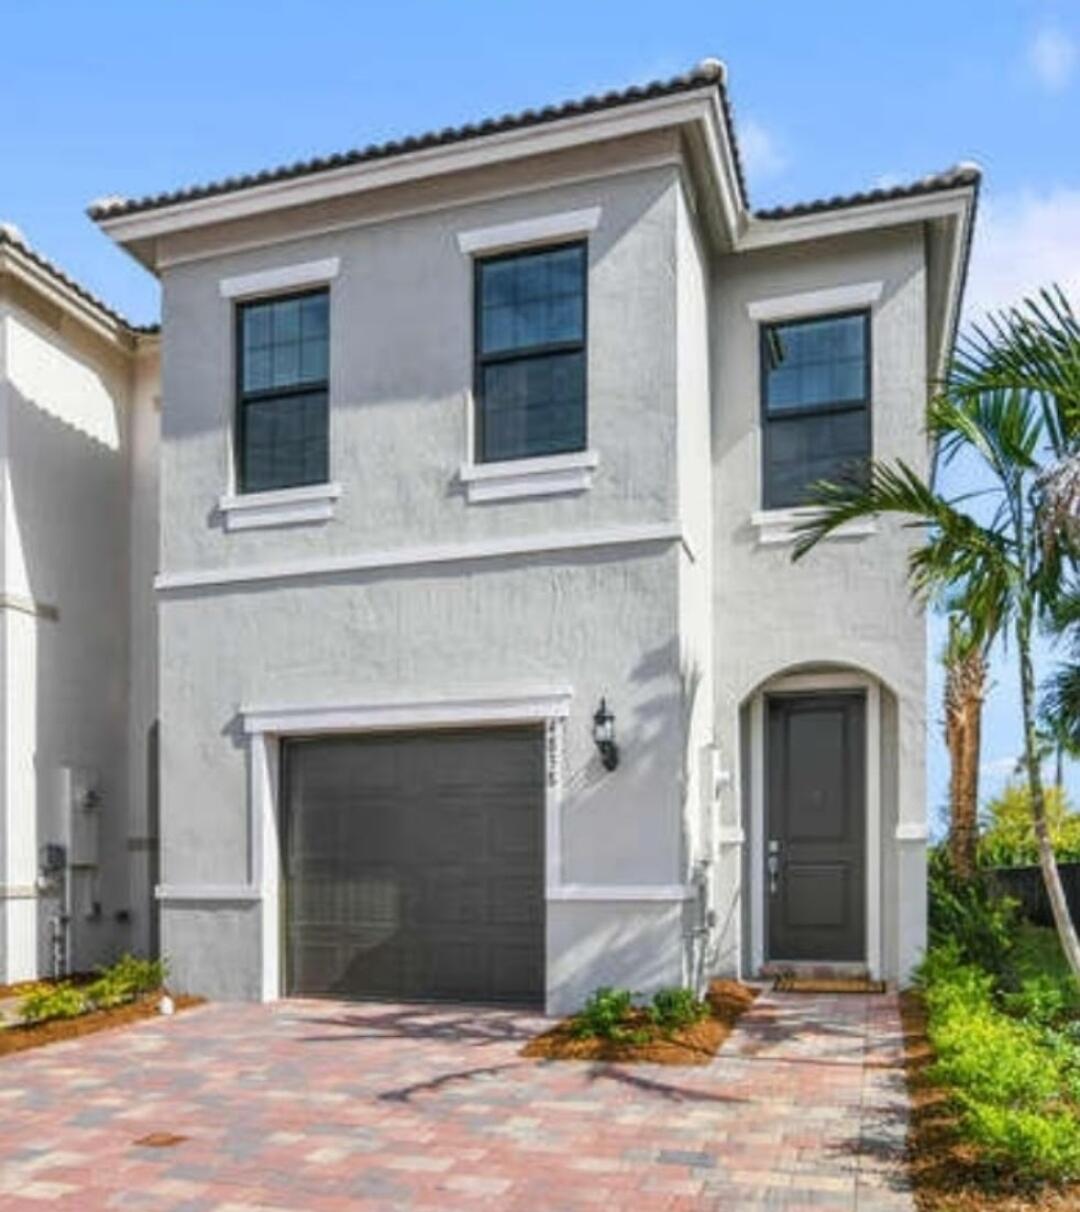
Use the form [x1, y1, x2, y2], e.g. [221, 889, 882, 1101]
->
[977, 781, 1080, 867]
[571, 987, 634, 1040]
[86, 954, 166, 1010]
[917, 940, 1080, 1183]
[648, 987, 708, 1031]
[927, 847, 1017, 977]
[19, 983, 88, 1024]
[962, 1100, 1080, 1182]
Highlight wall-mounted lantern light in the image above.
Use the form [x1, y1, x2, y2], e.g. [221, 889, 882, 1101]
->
[592, 697, 619, 771]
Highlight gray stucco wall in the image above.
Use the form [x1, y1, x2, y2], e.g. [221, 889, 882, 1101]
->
[710, 225, 930, 982]
[157, 162, 705, 1011]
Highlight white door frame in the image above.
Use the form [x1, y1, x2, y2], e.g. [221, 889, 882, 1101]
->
[747, 671, 881, 979]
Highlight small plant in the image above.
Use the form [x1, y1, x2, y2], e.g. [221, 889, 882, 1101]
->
[86, 954, 166, 1010]
[571, 987, 634, 1040]
[648, 987, 708, 1032]
[19, 983, 88, 1025]
[927, 848, 1017, 978]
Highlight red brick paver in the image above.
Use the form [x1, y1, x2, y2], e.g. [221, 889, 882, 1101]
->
[0, 990, 912, 1210]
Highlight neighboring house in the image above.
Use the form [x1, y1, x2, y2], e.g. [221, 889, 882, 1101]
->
[1, 60, 978, 1012]
[0, 225, 159, 982]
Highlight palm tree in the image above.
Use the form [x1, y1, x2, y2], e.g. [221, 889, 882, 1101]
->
[794, 288, 1080, 983]
[943, 615, 988, 878]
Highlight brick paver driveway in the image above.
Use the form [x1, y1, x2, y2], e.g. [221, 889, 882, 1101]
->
[0, 990, 913, 1211]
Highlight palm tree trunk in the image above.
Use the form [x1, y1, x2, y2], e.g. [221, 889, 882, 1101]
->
[1018, 612, 1080, 984]
[944, 637, 985, 879]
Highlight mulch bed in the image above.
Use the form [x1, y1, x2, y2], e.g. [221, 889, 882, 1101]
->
[0, 992, 205, 1059]
[521, 979, 758, 1065]
[900, 990, 1078, 1211]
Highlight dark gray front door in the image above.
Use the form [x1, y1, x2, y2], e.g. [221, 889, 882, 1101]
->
[283, 726, 545, 1005]
[766, 693, 866, 963]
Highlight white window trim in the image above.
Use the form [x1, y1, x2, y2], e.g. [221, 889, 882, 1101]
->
[748, 672, 882, 980]
[218, 482, 342, 532]
[459, 450, 599, 503]
[751, 507, 877, 547]
[456, 206, 601, 255]
[746, 280, 884, 323]
[219, 257, 340, 299]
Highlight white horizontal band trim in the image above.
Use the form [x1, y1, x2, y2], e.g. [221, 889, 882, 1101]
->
[0, 592, 59, 622]
[156, 884, 262, 902]
[751, 508, 877, 547]
[156, 521, 682, 592]
[218, 482, 342, 532]
[242, 688, 573, 736]
[895, 824, 929, 842]
[457, 206, 602, 255]
[0, 885, 38, 901]
[547, 884, 694, 903]
[715, 827, 745, 845]
[219, 257, 340, 299]
[746, 280, 884, 322]
[460, 450, 599, 503]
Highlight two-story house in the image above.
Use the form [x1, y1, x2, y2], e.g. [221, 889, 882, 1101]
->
[3, 60, 977, 1012]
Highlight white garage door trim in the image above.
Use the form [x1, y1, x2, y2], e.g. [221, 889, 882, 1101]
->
[242, 689, 571, 1003]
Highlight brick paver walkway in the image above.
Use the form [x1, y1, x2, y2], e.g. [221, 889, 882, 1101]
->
[0, 989, 913, 1210]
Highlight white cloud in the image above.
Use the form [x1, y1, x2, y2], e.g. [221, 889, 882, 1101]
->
[964, 188, 1080, 321]
[1028, 26, 1076, 92]
[739, 118, 787, 180]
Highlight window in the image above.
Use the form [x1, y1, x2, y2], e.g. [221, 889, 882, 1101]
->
[760, 311, 871, 509]
[475, 242, 587, 463]
[236, 289, 329, 494]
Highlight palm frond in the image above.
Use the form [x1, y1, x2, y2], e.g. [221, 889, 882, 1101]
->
[949, 286, 1080, 455]
[1041, 663, 1080, 755]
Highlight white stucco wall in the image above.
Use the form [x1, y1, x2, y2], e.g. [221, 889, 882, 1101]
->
[0, 289, 157, 980]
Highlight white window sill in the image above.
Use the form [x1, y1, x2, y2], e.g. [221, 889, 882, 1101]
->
[218, 482, 342, 532]
[459, 450, 599, 503]
[751, 507, 877, 547]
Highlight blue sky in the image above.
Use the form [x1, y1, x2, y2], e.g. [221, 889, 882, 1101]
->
[2, 1, 1078, 822]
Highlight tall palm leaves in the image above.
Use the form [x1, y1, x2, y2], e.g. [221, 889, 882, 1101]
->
[795, 288, 1080, 983]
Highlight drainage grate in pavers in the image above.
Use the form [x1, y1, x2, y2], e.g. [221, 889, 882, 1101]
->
[133, 1132, 189, 1148]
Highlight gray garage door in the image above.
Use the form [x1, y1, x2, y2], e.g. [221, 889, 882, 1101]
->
[283, 726, 545, 1005]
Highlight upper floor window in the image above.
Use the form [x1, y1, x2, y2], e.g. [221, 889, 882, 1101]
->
[475, 242, 587, 463]
[760, 310, 870, 509]
[237, 289, 329, 494]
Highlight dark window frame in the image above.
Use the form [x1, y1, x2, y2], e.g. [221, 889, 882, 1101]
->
[234, 286, 331, 495]
[473, 239, 589, 464]
[758, 308, 872, 510]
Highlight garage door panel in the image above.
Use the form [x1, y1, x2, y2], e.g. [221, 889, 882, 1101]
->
[284, 727, 545, 1004]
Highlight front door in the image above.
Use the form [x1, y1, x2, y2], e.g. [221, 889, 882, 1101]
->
[766, 692, 866, 963]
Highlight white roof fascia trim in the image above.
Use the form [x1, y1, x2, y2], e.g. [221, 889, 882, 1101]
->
[241, 688, 573, 736]
[98, 91, 727, 245]
[155, 154, 682, 271]
[933, 196, 977, 384]
[737, 188, 974, 252]
[219, 257, 340, 299]
[155, 521, 682, 592]
[747, 281, 883, 323]
[0, 246, 135, 350]
[457, 206, 601, 255]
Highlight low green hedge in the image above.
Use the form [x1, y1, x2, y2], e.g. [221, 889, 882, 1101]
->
[18, 955, 167, 1026]
[917, 942, 1080, 1182]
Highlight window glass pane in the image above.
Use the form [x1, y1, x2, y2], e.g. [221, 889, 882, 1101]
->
[764, 314, 867, 414]
[479, 244, 584, 355]
[240, 391, 328, 493]
[241, 290, 329, 394]
[764, 409, 870, 508]
[481, 350, 586, 461]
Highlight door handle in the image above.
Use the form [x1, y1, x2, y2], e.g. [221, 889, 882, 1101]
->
[767, 839, 781, 896]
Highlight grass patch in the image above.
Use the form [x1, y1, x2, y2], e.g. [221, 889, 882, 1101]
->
[522, 980, 757, 1065]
